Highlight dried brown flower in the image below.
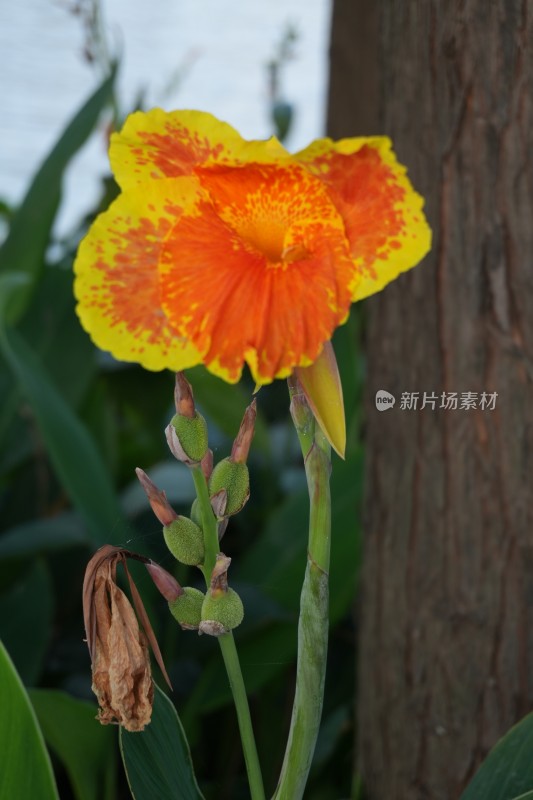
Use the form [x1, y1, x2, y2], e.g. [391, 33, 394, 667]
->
[83, 545, 179, 732]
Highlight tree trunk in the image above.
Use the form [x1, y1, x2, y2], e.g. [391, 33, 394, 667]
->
[328, 2, 533, 798]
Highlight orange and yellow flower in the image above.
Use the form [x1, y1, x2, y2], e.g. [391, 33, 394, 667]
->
[74, 109, 431, 386]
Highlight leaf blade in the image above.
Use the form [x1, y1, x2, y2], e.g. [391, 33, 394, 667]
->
[0, 641, 59, 800]
[461, 712, 533, 800]
[120, 684, 204, 800]
[0, 561, 54, 685]
[0, 515, 89, 560]
[0, 68, 116, 324]
[0, 324, 124, 544]
[29, 689, 116, 800]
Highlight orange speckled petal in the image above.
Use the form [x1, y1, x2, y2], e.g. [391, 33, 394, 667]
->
[74, 178, 203, 371]
[296, 137, 431, 301]
[110, 108, 290, 190]
[158, 162, 355, 384]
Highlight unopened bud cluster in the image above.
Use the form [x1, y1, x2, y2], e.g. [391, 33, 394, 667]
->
[137, 373, 256, 636]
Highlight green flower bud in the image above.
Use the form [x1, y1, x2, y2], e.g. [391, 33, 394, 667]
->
[199, 587, 244, 636]
[167, 412, 208, 464]
[168, 587, 205, 630]
[163, 517, 205, 566]
[209, 458, 249, 515]
[190, 498, 202, 527]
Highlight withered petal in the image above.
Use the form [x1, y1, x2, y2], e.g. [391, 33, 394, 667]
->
[123, 560, 173, 690]
[83, 545, 127, 660]
[92, 579, 153, 731]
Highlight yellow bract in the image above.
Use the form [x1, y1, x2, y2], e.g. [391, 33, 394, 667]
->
[295, 341, 346, 458]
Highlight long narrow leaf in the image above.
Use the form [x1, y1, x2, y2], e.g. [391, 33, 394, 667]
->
[0, 67, 116, 324]
[0, 561, 54, 686]
[0, 641, 59, 800]
[461, 713, 533, 800]
[0, 514, 89, 559]
[0, 313, 124, 544]
[120, 684, 204, 800]
[29, 689, 116, 800]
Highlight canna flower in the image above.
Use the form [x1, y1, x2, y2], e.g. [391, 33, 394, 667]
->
[74, 109, 431, 389]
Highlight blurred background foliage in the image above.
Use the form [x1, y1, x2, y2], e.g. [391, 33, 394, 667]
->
[0, 19, 364, 800]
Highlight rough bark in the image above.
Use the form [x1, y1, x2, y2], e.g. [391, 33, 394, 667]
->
[326, 0, 379, 138]
[328, 1, 533, 798]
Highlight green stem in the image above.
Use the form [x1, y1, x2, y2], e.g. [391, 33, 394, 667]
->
[272, 380, 332, 800]
[191, 465, 265, 800]
[191, 466, 219, 581]
[219, 633, 265, 800]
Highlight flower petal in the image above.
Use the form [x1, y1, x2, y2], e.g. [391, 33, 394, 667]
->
[158, 162, 355, 383]
[110, 108, 289, 189]
[296, 137, 431, 300]
[74, 178, 203, 371]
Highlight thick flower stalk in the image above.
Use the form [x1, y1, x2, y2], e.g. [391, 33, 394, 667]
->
[74, 109, 431, 389]
[273, 378, 332, 799]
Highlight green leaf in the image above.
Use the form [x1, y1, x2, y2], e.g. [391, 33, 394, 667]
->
[29, 689, 116, 800]
[0, 347, 19, 447]
[120, 684, 204, 800]
[121, 461, 196, 518]
[461, 712, 533, 800]
[0, 514, 89, 560]
[183, 621, 297, 723]
[19, 265, 97, 409]
[0, 68, 116, 324]
[0, 640, 59, 800]
[332, 312, 362, 426]
[0, 322, 125, 544]
[236, 489, 308, 613]
[312, 705, 350, 770]
[0, 560, 54, 685]
[328, 448, 362, 621]
[237, 450, 362, 622]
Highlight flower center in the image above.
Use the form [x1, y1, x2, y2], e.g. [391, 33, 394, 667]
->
[236, 217, 308, 266]
[196, 164, 316, 268]
[237, 216, 285, 261]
